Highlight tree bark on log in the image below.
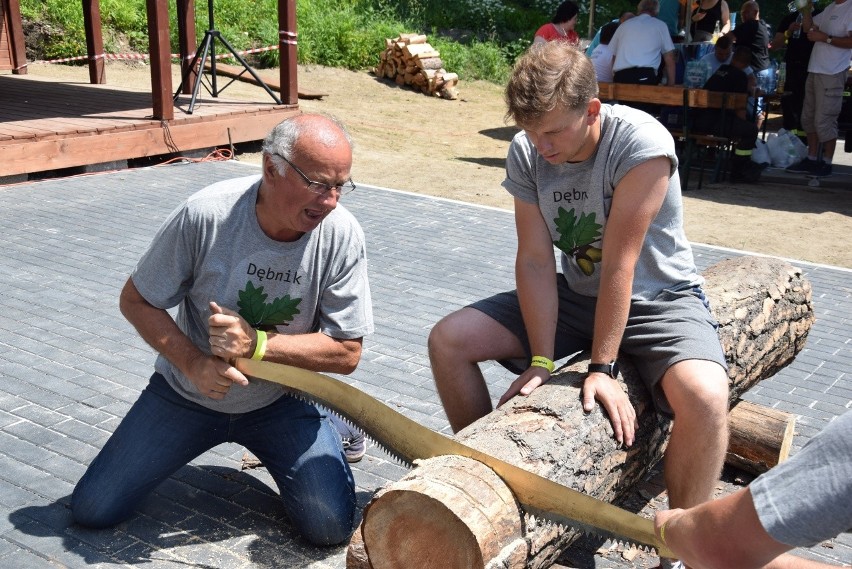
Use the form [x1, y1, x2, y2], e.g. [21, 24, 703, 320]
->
[349, 256, 813, 569]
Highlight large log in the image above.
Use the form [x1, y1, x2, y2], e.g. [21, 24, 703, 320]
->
[349, 256, 813, 569]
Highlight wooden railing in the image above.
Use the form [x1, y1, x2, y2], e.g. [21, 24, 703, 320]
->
[597, 82, 749, 188]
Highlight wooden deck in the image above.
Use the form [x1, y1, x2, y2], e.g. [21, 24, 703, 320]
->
[0, 73, 299, 178]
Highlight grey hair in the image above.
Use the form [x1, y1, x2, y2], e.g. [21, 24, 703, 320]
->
[262, 113, 353, 176]
[637, 0, 659, 16]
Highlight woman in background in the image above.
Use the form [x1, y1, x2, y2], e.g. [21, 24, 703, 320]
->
[690, 0, 731, 41]
[534, 1, 580, 45]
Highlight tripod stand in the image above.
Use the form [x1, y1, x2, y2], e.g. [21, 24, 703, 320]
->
[173, 0, 281, 114]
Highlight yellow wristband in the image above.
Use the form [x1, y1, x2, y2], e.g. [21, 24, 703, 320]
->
[530, 355, 555, 373]
[251, 329, 267, 361]
[659, 518, 670, 548]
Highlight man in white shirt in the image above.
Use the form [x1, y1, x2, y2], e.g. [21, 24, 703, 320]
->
[786, 0, 852, 177]
[590, 21, 620, 82]
[609, 0, 677, 85]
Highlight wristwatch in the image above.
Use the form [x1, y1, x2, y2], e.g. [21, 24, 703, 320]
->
[588, 360, 620, 379]
[826, 36, 833, 44]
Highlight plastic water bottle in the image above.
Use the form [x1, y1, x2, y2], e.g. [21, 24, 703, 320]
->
[792, 12, 803, 39]
[712, 21, 721, 43]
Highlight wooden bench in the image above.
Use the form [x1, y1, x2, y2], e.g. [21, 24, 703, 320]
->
[597, 82, 749, 189]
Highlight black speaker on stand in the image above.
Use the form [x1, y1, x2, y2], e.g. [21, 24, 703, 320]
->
[173, 0, 281, 114]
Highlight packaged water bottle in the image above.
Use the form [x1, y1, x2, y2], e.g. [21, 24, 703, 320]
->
[712, 20, 721, 42]
[792, 12, 803, 39]
[777, 62, 786, 93]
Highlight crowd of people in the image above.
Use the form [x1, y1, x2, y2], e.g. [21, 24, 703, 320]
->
[64, 2, 851, 569]
[540, 0, 851, 183]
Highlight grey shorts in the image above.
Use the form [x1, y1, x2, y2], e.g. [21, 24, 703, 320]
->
[801, 71, 848, 142]
[469, 274, 727, 415]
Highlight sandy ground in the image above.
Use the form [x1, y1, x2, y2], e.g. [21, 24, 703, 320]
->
[26, 61, 852, 268]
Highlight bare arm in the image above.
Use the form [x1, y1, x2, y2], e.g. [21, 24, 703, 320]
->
[663, 50, 677, 86]
[720, 1, 731, 34]
[806, 27, 852, 49]
[497, 197, 558, 407]
[208, 301, 363, 374]
[582, 157, 670, 446]
[654, 489, 840, 569]
[802, 9, 814, 33]
[120, 278, 249, 399]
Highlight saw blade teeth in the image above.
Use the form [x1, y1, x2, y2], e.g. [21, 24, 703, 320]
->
[370, 440, 413, 467]
[522, 505, 653, 553]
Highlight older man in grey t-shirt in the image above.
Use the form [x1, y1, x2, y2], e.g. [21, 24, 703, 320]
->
[71, 114, 373, 546]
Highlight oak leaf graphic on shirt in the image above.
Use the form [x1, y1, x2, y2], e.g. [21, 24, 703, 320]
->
[552, 206, 603, 276]
[237, 280, 302, 328]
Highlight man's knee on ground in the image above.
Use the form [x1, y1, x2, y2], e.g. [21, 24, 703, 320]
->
[70, 485, 129, 529]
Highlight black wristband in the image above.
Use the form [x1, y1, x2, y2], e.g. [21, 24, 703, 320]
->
[588, 360, 619, 379]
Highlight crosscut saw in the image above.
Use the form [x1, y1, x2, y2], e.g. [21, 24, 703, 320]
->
[235, 358, 673, 558]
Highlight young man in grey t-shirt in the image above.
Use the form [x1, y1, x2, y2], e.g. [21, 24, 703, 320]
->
[71, 114, 373, 546]
[428, 42, 729, 566]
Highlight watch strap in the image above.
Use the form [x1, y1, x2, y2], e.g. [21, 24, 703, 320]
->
[588, 361, 619, 378]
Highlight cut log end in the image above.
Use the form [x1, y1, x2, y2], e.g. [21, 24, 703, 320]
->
[727, 400, 796, 473]
[364, 491, 484, 569]
[360, 456, 522, 569]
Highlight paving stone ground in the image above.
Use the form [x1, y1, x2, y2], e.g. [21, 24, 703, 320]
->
[0, 160, 849, 568]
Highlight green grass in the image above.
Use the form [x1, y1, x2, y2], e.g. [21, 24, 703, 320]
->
[18, 0, 802, 84]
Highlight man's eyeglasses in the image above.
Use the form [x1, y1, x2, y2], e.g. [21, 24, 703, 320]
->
[279, 155, 356, 196]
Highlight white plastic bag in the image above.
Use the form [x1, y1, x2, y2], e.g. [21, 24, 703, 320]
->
[766, 130, 799, 168]
[752, 138, 770, 166]
[786, 130, 808, 162]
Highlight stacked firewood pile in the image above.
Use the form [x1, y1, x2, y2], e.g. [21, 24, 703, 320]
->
[375, 33, 460, 100]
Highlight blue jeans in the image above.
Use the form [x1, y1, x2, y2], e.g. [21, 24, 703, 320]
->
[71, 373, 356, 545]
[750, 66, 776, 119]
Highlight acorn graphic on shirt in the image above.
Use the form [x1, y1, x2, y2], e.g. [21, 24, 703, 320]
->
[552, 207, 603, 276]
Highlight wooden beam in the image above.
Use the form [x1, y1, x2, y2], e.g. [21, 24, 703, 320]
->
[82, 0, 106, 84]
[278, 0, 298, 105]
[5, 0, 27, 75]
[176, 0, 197, 95]
[146, 0, 174, 120]
[0, 109, 299, 175]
